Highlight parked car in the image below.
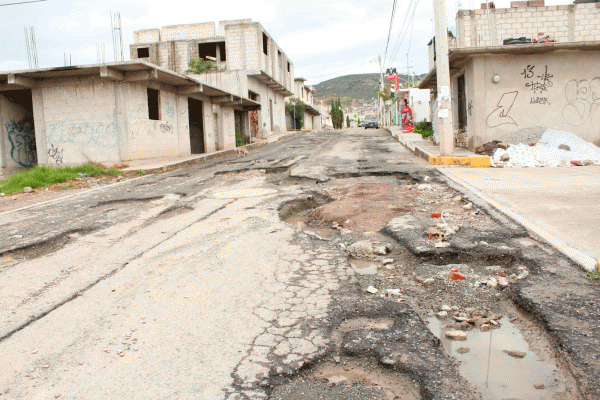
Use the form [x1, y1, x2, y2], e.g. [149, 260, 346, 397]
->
[364, 117, 379, 129]
[358, 122, 364, 127]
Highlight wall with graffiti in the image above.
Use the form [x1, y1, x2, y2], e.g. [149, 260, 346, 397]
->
[127, 84, 190, 160]
[464, 50, 600, 147]
[42, 81, 121, 165]
[0, 92, 37, 170]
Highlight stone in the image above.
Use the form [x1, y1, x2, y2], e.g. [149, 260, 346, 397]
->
[558, 144, 571, 151]
[497, 143, 509, 150]
[445, 330, 467, 340]
[480, 324, 490, 331]
[487, 278, 498, 288]
[570, 160, 582, 166]
[416, 184, 432, 190]
[500, 153, 510, 162]
[582, 159, 594, 166]
[456, 347, 470, 354]
[436, 311, 448, 318]
[441, 305, 452, 312]
[339, 228, 352, 235]
[382, 258, 394, 265]
[328, 375, 349, 385]
[386, 288, 401, 297]
[366, 286, 378, 294]
[0, 193, 5, 197]
[347, 240, 389, 259]
[503, 350, 526, 358]
[333, 356, 341, 363]
[422, 277, 435, 286]
[23, 187, 33, 193]
[453, 195, 462, 202]
[463, 202, 473, 210]
[498, 277, 509, 288]
[331, 222, 339, 229]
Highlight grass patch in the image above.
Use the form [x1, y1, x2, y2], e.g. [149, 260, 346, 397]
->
[588, 269, 600, 280]
[0, 163, 121, 194]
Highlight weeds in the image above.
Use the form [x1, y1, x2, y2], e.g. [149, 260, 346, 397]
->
[588, 269, 600, 280]
[135, 170, 146, 176]
[0, 163, 121, 194]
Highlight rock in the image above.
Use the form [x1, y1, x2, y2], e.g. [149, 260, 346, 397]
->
[480, 324, 490, 331]
[463, 202, 473, 210]
[558, 144, 571, 151]
[0, 193, 5, 197]
[490, 319, 499, 326]
[346, 240, 389, 259]
[436, 311, 448, 318]
[500, 153, 510, 162]
[451, 305, 459, 311]
[497, 143, 509, 150]
[434, 241, 451, 248]
[386, 288, 402, 297]
[23, 187, 33, 193]
[414, 276, 424, 283]
[366, 286, 378, 294]
[331, 222, 339, 229]
[382, 258, 394, 265]
[473, 281, 481, 288]
[487, 278, 498, 288]
[445, 330, 467, 340]
[453, 195, 462, 202]
[441, 305, 452, 312]
[498, 277, 509, 288]
[339, 228, 352, 235]
[327, 375, 349, 385]
[570, 160, 582, 166]
[416, 184, 432, 190]
[503, 350, 526, 358]
[456, 347, 470, 354]
[333, 356, 341, 363]
[533, 383, 545, 390]
[422, 277, 435, 286]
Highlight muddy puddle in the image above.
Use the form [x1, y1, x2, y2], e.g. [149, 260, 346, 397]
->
[427, 317, 568, 399]
[348, 258, 380, 275]
[271, 357, 421, 400]
[283, 215, 333, 239]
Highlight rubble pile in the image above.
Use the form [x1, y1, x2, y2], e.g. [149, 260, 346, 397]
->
[491, 129, 600, 167]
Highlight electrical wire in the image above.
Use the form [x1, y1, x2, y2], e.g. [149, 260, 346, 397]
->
[0, 0, 46, 6]
[386, 0, 415, 67]
[390, 0, 420, 63]
[383, 0, 398, 67]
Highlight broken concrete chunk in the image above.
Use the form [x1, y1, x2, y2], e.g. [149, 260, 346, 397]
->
[503, 350, 526, 358]
[23, 187, 33, 193]
[365, 286, 378, 294]
[445, 330, 467, 340]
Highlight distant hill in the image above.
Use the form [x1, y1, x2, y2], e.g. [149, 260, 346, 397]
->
[313, 73, 426, 107]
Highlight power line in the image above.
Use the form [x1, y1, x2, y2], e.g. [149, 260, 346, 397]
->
[0, 0, 47, 6]
[390, 0, 420, 62]
[386, 0, 416, 67]
[382, 0, 398, 67]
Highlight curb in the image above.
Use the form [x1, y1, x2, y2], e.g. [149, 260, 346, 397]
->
[386, 127, 491, 168]
[133, 140, 269, 174]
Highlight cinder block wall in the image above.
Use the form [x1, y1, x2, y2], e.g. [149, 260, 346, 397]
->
[457, 3, 600, 47]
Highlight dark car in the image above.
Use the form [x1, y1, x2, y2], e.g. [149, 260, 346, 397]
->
[364, 117, 379, 129]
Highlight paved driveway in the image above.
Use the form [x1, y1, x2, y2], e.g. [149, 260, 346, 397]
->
[440, 166, 600, 271]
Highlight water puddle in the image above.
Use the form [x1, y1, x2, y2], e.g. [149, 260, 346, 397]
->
[283, 215, 333, 239]
[348, 258, 380, 275]
[426, 317, 568, 399]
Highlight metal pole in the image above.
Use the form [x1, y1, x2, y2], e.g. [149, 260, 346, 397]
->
[433, 0, 454, 156]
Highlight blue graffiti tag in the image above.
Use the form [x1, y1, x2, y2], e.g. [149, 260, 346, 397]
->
[5, 118, 37, 168]
[165, 101, 175, 119]
[47, 121, 119, 148]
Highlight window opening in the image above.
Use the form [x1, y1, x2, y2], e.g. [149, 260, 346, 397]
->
[287, 62, 290, 72]
[137, 47, 150, 58]
[262, 33, 268, 55]
[147, 88, 160, 120]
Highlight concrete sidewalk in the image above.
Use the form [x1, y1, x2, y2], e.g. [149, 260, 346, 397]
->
[440, 166, 600, 272]
[387, 126, 490, 167]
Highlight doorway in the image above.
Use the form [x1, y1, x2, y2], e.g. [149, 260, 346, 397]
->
[188, 98, 205, 154]
[1, 89, 37, 168]
[456, 74, 467, 130]
[269, 99, 274, 131]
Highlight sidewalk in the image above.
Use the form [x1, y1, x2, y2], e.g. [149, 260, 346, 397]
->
[387, 126, 490, 167]
[123, 130, 304, 174]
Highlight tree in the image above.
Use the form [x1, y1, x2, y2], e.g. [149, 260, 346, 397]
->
[186, 58, 225, 74]
[330, 98, 344, 129]
[285, 98, 305, 130]
[346, 115, 350, 128]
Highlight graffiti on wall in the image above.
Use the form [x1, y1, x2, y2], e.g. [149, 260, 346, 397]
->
[165, 101, 175, 119]
[563, 78, 600, 129]
[486, 91, 518, 128]
[522, 65, 553, 106]
[47, 144, 64, 164]
[47, 121, 119, 148]
[5, 118, 37, 168]
[160, 122, 173, 133]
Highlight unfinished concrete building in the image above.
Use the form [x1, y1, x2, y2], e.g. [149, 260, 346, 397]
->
[0, 61, 258, 173]
[289, 78, 321, 131]
[130, 19, 295, 141]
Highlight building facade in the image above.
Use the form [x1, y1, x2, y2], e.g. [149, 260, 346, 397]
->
[289, 78, 321, 131]
[421, 1, 600, 149]
[130, 20, 294, 141]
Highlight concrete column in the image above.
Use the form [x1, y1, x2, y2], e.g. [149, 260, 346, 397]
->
[176, 95, 191, 156]
[472, 57, 486, 149]
[114, 82, 130, 162]
[434, 0, 454, 156]
[31, 88, 48, 165]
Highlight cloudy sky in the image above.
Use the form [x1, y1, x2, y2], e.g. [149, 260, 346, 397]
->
[0, 0, 568, 85]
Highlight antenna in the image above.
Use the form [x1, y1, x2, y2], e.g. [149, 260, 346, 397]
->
[24, 26, 38, 69]
[110, 12, 124, 62]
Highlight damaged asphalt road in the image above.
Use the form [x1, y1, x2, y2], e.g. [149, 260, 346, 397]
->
[0, 128, 599, 399]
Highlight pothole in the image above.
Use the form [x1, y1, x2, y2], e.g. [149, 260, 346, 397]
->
[270, 357, 421, 400]
[348, 258, 380, 275]
[283, 215, 333, 239]
[426, 316, 570, 399]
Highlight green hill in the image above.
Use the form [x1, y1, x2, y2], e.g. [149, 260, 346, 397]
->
[313, 73, 425, 107]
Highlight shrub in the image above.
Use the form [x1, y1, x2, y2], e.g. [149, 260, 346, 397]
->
[414, 120, 433, 138]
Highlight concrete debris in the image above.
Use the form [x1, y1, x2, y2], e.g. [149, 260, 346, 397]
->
[437, 311, 448, 318]
[441, 305, 452, 312]
[23, 187, 33, 193]
[503, 350, 526, 358]
[445, 330, 467, 340]
[346, 240, 390, 259]
[416, 184, 432, 190]
[382, 258, 394, 265]
[422, 277, 435, 286]
[365, 286, 378, 294]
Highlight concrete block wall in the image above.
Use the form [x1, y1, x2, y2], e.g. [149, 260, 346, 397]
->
[219, 19, 252, 36]
[224, 24, 247, 70]
[160, 23, 215, 41]
[193, 70, 248, 99]
[134, 29, 160, 44]
[0, 93, 36, 170]
[130, 44, 159, 66]
[127, 83, 189, 161]
[457, 3, 600, 47]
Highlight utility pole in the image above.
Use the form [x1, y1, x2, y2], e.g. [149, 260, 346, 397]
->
[433, 0, 454, 156]
[377, 55, 385, 128]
